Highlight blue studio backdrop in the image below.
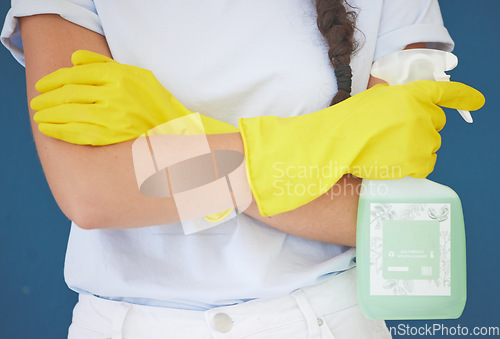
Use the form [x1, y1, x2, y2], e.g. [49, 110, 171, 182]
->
[0, 1, 498, 338]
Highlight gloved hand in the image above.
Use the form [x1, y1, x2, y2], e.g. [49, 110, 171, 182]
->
[239, 81, 485, 217]
[31, 50, 238, 145]
[31, 50, 238, 223]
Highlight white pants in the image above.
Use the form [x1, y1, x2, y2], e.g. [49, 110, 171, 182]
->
[68, 268, 391, 339]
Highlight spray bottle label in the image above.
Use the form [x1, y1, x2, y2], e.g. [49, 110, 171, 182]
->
[369, 203, 451, 296]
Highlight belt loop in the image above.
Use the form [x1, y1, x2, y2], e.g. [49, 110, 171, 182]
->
[291, 290, 321, 339]
[111, 301, 132, 339]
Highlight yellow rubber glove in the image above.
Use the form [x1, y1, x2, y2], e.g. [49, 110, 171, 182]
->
[31, 50, 238, 145]
[31, 50, 237, 222]
[239, 81, 485, 217]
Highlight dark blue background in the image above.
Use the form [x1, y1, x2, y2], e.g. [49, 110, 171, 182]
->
[0, 1, 498, 338]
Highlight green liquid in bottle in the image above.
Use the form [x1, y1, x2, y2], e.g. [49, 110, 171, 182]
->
[356, 177, 466, 320]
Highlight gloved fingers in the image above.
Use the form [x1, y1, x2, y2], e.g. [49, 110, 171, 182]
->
[387, 120, 440, 179]
[411, 126, 441, 177]
[406, 81, 485, 111]
[411, 152, 437, 179]
[431, 107, 447, 132]
[33, 103, 104, 125]
[31, 84, 103, 111]
[38, 121, 114, 146]
[71, 50, 115, 66]
[414, 120, 442, 159]
[38, 122, 91, 145]
[431, 130, 442, 154]
[35, 63, 110, 93]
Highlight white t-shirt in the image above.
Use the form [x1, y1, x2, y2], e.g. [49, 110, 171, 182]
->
[1, 0, 453, 310]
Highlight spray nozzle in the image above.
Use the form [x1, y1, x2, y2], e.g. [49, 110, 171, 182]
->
[371, 48, 473, 123]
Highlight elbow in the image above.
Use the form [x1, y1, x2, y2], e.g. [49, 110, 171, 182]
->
[58, 194, 110, 230]
[65, 207, 105, 230]
[70, 210, 105, 230]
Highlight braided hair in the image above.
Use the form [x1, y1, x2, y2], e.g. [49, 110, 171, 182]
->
[315, 0, 358, 105]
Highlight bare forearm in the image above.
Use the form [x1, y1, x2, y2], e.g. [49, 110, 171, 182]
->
[20, 15, 182, 228]
[243, 175, 360, 246]
[29, 116, 360, 244]
[49, 131, 359, 244]
[21, 14, 360, 245]
[213, 134, 360, 245]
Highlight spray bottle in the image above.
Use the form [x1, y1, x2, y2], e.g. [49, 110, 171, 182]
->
[356, 49, 468, 320]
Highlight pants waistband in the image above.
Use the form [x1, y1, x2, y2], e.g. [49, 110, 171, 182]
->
[69, 268, 390, 338]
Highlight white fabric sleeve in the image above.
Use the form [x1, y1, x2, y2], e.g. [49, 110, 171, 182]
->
[1, 0, 103, 67]
[373, 0, 454, 61]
